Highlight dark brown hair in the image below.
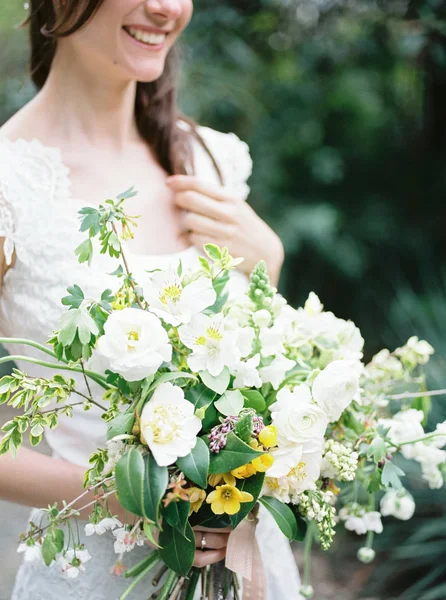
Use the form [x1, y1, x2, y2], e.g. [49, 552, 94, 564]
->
[24, 0, 223, 180]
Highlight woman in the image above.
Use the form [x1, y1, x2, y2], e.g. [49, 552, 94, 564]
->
[0, 1, 301, 598]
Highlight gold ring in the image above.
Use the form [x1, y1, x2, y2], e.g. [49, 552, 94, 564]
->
[201, 534, 207, 550]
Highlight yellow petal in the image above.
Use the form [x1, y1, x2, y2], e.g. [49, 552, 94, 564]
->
[211, 499, 226, 515]
[252, 454, 274, 473]
[223, 473, 236, 486]
[206, 490, 219, 504]
[240, 491, 254, 503]
[224, 499, 241, 515]
[258, 426, 278, 448]
[208, 474, 223, 487]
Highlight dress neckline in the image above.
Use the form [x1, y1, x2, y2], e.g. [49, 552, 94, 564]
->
[0, 136, 197, 261]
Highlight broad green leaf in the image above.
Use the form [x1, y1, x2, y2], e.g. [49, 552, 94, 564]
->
[215, 390, 244, 417]
[204, 244, 221, 261]
[42, 529, 64, 567]
[241, 390, 267, 412]
[234, 412, 254, 443]
[382, 461, 405, 490]
[231, 473, 265, 528]
[158, 521, 195, 577]
[186, 384, 217, 431]
[164, 500, 190, 535]
[199, 368, 230, 395]
[106, 412, 135, 441]
[148, 372, 198, 395]
[208, 432, 262, 474]
[75, 238, 93, 266]
[177, 438, 210, 488]
[259, 496, 300, 541]
[61, 285, 85, 309]
[143, 453, 169, 525]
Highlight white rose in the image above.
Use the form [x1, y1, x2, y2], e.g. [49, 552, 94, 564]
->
[94, 308, 171, 382]
[312, 360, 360, 422]
[140, 382, 202, 466]
[380, 489, 415, 521]
[270, 385, 328, 446]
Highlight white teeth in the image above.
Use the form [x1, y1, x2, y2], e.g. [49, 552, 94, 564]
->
[126, 27, 166, 46]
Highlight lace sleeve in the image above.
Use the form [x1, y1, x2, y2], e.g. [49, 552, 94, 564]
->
[194, 126, 254, 201]
[0, 186, 16, 266]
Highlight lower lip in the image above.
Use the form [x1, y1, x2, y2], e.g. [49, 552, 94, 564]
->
[122, 27, 166, 52]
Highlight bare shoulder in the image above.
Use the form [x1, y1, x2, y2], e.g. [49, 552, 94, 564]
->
[0, 95, 47, 143]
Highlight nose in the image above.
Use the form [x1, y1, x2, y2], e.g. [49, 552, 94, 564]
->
[144, 0, 183, 21]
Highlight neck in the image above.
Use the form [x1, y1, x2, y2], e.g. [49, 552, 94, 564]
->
[35, 45, 140, 151]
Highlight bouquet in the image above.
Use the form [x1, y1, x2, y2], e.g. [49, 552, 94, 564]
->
[1, 188, 445, 600]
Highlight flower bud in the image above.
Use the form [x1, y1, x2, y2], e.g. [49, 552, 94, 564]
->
[258, 425, 278, 448]
[300, 585, 315, 598]
[357, 547, 376, 564]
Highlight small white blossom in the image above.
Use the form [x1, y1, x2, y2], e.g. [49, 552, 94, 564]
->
[113, 527, 145, 554]
[56, 547, 91, 579]
[17, 540, 43, 563]
[380, 489, 415, 521]
[85, 517, 122, 537]
[140, 382, 202, 467]
[102, 439, 127, 475]
[339, 506, 383, 535]
[312, 360, 360, 422]
[320, 440, 358, 481]
[179, 313, 242, 376]
[395, 336, 434, 366]
[379, 409, 425, 455]
[258, 353, 295, 390]
[143, 267, 216, 326]
[252, 309, 272, 328]
[357, 547, 376, 563]
[259, 325, 285, 357]
[92, 308, 172, 382]
[232, 354, 262, 389]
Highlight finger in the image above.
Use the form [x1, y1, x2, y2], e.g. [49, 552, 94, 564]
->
[174, 190, 235, 223]
[194, 532, 230, 550]
[193, 548, 227, 569]
[182, 212, 233, 238]
[166, 175, 239, 204]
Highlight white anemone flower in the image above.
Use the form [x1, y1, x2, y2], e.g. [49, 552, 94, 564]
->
[140, 382, 202, 467]
[143, 267, 216, 326]
[232, 354, 262, 389]
[258, 353, 296, 390]
[93, 308, 172, 382]
[179, 313, 241, 377]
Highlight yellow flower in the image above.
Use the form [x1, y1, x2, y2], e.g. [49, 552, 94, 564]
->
[206, 485, 254, 515]
[208, 473, 236, 487]
[258, 425, 278, 448]
[231, 463, 257, 479]
[185, 487, 207, 514]
[251, 453, 274, 473]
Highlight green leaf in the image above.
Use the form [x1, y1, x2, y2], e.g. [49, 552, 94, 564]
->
[204, 244, 221, 261]
[117, 186, 138, 201]
[208, 432, 262, 474]
[177, 438, 210, 488]
[75, 238, 93, 266]
[241, 390, 267, 412]
[106, 412, 135, 441]
[186, 384, 217, 431]
[115, 449, 168, 524]
[215, 390, 244, 417]
[381, 461, 405, 490]
[61, 285, 85, 309]
[234, 412, 254, 443]
[199, 368, 230, 395]
[164, 500, 190, 535]
[259, 496, 300, 541]
[231, 473, 265, 528]
[158, 521, 195, 577]
[148, 372, 198, 396]
[42, 529, 65, 567]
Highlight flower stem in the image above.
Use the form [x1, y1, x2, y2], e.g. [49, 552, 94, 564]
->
[396, 432, 445, 448]
[388, 389, 446, 400]
[119, 562, 159, 600]
[365, 530, 375, 549]
[0, 338, 60, 360]
[303, 520, 315, 587]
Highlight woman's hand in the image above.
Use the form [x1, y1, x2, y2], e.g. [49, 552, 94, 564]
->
[192, 526, 231, 568]
[166, 176, 285, 287]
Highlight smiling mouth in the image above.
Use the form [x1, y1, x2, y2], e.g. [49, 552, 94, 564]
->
[123, 26, 168, 46]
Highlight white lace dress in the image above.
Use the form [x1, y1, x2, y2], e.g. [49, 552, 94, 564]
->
[0, 126, 302, 600]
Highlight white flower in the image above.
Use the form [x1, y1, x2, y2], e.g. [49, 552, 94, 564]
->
[287, 448, 323, 496]
[259, 325, 284, 357]
[258, 354, 296, 390]
[102, 439, 127, 475]
[143, 267, 216, 326]
[380, 489, 415, 521]
[237, 327, 256, 358]
[85, 517, 122, 537]
[179, 313, 241, 377]
[304, 292, 324, 316]
[252, 309, 272, 328]
[17, 541, 43, 563]
[432, 421, 446, 448]
[411, 444, 446, 489]
[266, 444, 304, 479]
[312, 360, 360, 422]
[232, 354, 262, 389]
[113, 527, 145, 555]
[395, 336, 434, 366]
[270, 385, 328, 447]
[262, 476, 291, 504]
[56, 548, 91, 579]
[380, 409, 425, 455]
[340, 508, 383, 535]
[140, 382, 202, 467]
[93, 308, 172, 382]
[320, 440, 358, 482]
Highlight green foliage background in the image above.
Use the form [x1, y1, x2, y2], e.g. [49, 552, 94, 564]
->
[1, 1, 446, 598]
